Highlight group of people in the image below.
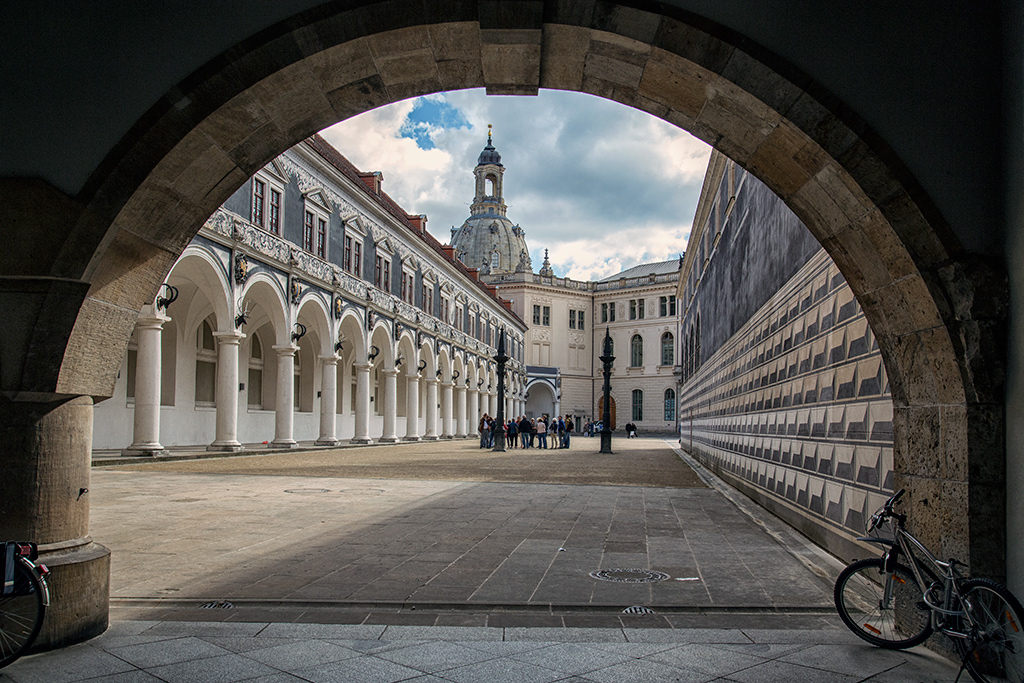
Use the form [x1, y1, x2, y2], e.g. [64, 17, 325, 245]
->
[478, 414, 574, 449]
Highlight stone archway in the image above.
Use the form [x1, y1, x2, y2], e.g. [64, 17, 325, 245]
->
[598, 395, 618, 431]
[2, 0, 1006, 651]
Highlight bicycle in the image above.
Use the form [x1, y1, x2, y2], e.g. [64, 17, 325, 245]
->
[834, 489, 1024, 682]
[0, 542, 50, 668]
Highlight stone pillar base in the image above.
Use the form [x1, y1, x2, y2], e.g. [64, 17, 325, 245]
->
[207, 442, 243, 452]
[31, 538, 110, 654]
[423, 435, 439, 441]
[349, 437, 372, 445]
[315, 438, 341, 446]
[268, 440, 298, 449]
[402, 436, 421, 442]
[378, 436, 400, 443]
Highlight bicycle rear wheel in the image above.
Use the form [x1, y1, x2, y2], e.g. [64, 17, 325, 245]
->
[0, 561, 45, 668]
[956, 578, 1024, 683]
[834, 558, 932, 649]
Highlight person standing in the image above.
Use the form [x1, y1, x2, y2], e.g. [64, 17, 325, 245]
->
[536, 416, 547, 449]
[479, 413, 489, 448]
[563, 415, 573, 449]
[519, 416, 531, 448]
[507, 418, 518, 449]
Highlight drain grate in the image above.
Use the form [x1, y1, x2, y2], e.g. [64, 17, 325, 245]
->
[622, 605, 656, 614]
[200, 601, 234, 609]
[590, 568, 671, 583]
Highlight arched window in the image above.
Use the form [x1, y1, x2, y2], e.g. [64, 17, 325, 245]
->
[664, 388, 676, 421]
[632, 389, 643, 421]
[661, 332, 674, 366]
[195, 318, 217, 405]
[630, 334, 643, 367]
[491, 251, 500, 270]
[247, 333, 263, 409]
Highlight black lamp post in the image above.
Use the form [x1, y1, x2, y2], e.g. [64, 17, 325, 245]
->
[599, 328, 614, 453]
[493, 328, 508, 452]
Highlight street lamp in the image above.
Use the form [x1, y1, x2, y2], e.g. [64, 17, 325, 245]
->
[599, 328, 615, 453]
[492, 328, 508, 452]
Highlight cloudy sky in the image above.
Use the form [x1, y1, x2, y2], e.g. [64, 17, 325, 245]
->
[320, 89, 711, 281]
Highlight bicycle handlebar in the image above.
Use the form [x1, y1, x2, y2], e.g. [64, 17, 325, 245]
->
[887, 488, 905, 509]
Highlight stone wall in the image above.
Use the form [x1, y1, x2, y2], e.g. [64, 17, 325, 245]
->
[680, 249, 893, 560]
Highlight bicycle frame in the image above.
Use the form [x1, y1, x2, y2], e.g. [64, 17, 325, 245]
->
[859, 515, 975, 640]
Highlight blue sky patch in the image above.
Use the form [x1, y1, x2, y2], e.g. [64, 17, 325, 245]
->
[399, 97, 471, 149]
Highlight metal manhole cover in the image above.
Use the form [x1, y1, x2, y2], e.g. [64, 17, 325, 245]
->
[622, 605, 656, 614]
[590, 568, 671, 583]
[284, 488, 331, 494]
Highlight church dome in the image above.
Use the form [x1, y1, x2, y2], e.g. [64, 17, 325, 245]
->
[477, 141, 502, 167]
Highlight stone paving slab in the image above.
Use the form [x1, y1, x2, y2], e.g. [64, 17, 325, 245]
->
[1, 619, 962, 682]
[88, 438, 833, 610]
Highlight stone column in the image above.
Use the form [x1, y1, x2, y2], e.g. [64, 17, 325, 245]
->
[424, 378, 439, 440]
[209, 330, 244, 451]
[317, 355, 340, 445]
[271, 344, 298, 448]
[456, 384, 467, 438]
[468, 388, 479, 440]
[352, 362, 372, 444]
[124, 310, 170, 456]
[380, 368, 399, 442]
[404, 372, 421, 441]
[489, 391, 497, 417]
[441, 380, 454, 438]
[0, 398, 110, 651]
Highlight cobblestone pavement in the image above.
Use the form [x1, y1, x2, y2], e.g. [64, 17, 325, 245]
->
[0, 438, 962, 681]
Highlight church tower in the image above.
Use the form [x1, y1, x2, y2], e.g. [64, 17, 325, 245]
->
[450, 125, 532, 278]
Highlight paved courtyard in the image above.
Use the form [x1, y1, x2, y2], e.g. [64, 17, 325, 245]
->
[1, 438, 962, 681]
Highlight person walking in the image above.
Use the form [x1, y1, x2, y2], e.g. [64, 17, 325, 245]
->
[536, 416, 548, 449]
[487, 416, 497, 448]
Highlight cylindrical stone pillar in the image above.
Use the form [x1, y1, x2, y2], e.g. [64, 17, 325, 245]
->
[271, 344, 298, 448]
[209, 330, 244, 451]
[404, 373, 420, 441]
[441, 381, 454, 438]
[380, 368, 399, 442]
[456, 385, 467, 438]
[124, 311, 169, 455]
[424, 378, 439, 440]
[468, 388, 479, 441]
[317, 355, 340, 445]
[489, 391, 497, 418]
[0, 397, 110, 653]
[352, 363, 372, 444]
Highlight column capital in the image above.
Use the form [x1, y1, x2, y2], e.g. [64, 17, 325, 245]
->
[425, 377, 439, 386]
[354, 362, 373, 372]
[213, 330, 245, 345]
[136, 311, 171, 329]
[382, 368, 399, 378]
[272, 344, 299, 356]
[319, 354, 340, 364]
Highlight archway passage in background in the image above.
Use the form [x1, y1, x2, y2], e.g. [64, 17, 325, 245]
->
[597, 395, 617, 431]
[8, 0, 1007, 649]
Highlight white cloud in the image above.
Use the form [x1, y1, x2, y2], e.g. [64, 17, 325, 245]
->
[319, 89, 710, 280]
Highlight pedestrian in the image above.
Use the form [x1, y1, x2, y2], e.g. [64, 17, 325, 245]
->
[556, 416, 565, 448]
[536, 416, 547, 449]
[519, 415, 531, 448]
[487, 416, 497, 448]
[479, 413, 489, 448]
[563, 415, 573, 448]
[507, 418, 518, 448]
[529, 418, 537, 448]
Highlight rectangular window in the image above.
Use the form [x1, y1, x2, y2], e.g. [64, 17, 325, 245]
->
[669, 295, 677, 316]
[344, 236, 352, 272]
[630, 300, 637, 320]
[638, 299, 645, 319]
[632, 389, 644, 421]
[601, 303, 608, 323]
[579, 310, 585, 329]
[660, 296, 668, 317]
[423, 285, 433, 313]
[569, 310, 577, 329]
[303, 211, 315, 252]
[375, 255, 383, 288]
[441, 297, 449, 322]
[610, 303, 616, 322]
[533, 305, 541, 325]
[352, 240, 361, 276]
[317, 217, 327, 258]
[252, 178, 265, 226]
[542, 306, 550, 326]
[268, 188, 281, 235]
[383, 259, 390, 291]
[401, 272, 407, 301]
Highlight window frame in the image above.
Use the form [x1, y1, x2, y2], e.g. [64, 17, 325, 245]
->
[661, 332, 674, 366]
[630, 334, 644, 367]
[632, 389, 644, 421]
[664, 388, 675, 421]
[251, 171, 285, 236]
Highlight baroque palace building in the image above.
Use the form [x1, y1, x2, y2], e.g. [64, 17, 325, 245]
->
[677, 150, 895, 561]
[452, 133, 682, 432]
[93, 134, 528, 453]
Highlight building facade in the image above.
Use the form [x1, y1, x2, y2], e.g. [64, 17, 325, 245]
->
[94, 135, 528, 452]
[678, 151, 895, 561]
[452, 134, 682, 431]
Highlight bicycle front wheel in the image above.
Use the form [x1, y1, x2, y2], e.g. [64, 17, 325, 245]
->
[0, 561, 46, 668]
[834, 558, 932, 649]
[956, 578, 1024, 683]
